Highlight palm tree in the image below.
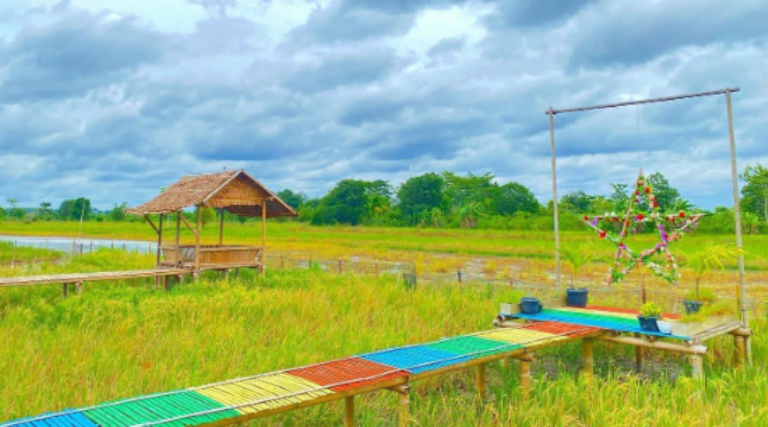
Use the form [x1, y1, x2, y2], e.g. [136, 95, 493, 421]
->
[685, 244, 744, 301]
[558, 245, 594, 288]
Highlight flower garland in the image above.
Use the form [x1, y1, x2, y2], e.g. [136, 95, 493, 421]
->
[581, 171, 702, 286]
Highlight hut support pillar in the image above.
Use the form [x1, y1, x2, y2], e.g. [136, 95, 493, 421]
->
[475, 363, 487, 401]
[155, 214, 164, 287]
[344, 396, 355, 427]
[582, 338, 594, 377]
[260, 199, 267, 276]
[219, 208, 224, 246]
[194, 205, 201, 280]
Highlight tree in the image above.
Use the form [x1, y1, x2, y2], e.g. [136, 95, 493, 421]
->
[684, 244, 743, 300]
[200, 207, 216, 227]
[442, 172, 495, 210]
[492, 182, 540, 215]
[37, 202, 54, 220]
[5, 198, 24, 219]
[397, 173, 446, 225]
[560, 191, 594, 213]
[456, 201, 485, 228]
[740, 163, 768, 223]
[646, 172, 681, 208]
[277, 189, 308, 210]
[58, 198, 92, 221]
[315, 179, 370, 225]
[609, 183, 629, 210]
[110, 203, 128, 221]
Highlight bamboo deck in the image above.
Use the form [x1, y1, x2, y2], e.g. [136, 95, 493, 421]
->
[0, 268, 189, 288]
[3, 321, 602, 427]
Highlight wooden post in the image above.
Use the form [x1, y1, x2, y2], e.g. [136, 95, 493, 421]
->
[219, 208, 225, 246]
[194, 205, 201, 279]
[397, 386, 411, 427]
[501, 357, 509, 368]
[519, 359, 531, 400]
[344, 396, 355, 427]
[548, 108, 561, 292]
[691, 354, 704, 379]
[62, 283, 68, 297]
[261, 199, 267, 275]
[75, 281, 82, 296]
[725, 89, 749, 364]
[734, 335, 746, 369]
[89, 240, 93, 253]
[582, 338, 594, 377]
[175, 212, 181, 265]
[476, 363, 487, 401]
[634, 341, 643, 373]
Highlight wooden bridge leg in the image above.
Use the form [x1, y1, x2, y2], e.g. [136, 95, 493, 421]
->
[62, 284, 68, 297]
[75, 281, 82, 296]
[225, 269, 230, 281]
[519, 359, 531, 400]
[476, 363, 487, 401]
[390, 384, 411, 427]
[734, 335, 746, 369]
[344, 396, 355, 427]
[691, 354, 704, 379]
[633, 333, 643, 373]
[582, 338, 594, 377]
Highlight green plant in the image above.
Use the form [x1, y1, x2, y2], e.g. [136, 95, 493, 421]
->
[680, 302, 736, 323]
[558, 245, 593, 288]
[684, 288, 716, 303]
[683, 244, 744, 301]
[639, 302, 663, 318]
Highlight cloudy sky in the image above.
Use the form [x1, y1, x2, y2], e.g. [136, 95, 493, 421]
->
[1, 0, 767, 211]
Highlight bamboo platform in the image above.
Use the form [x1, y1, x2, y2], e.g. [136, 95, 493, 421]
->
[3, 321, 602, 427]
[0, 268, 189, 288]
[2, 305, 752, 427]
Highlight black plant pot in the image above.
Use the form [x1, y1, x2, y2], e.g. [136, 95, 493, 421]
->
[637, 315, 661, 333]
[683, 299, 703, 314]
[520, 297, 543, 314]
[566, 288, 589, 307]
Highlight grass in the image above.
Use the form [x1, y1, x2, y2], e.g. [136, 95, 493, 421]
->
[0, 240, 63, 263]
[0, 249, 766, 426]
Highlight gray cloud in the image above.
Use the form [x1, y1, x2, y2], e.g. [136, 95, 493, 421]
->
[0, 0, 767, 211]
[0, 10, 165, 103]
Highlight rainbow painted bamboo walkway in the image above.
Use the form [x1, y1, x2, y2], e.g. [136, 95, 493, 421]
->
[4, 321, 602, 427]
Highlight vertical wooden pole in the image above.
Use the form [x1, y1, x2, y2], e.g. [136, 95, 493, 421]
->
[519, 359, 531, 400]
[219, 208, 225, 246]
[261, 199, 267, 275]
[62, 283, 68, 297]
[194, 205, 201, 279]
[734, 335, 746, 369]
[476, 363, 487, 401]
[156, 214, 164, 287]
[548, 109, 561, 292]
[175, 212, 181, 265]
[725, 90, 749, 363]
[75, 281, 82, 296]
[691, 354, 704, 379]
[398, 387, 411, 427]
[344, 396, 355, 427]
[582, 338, 594, 377]
[634, 334, 643, 373]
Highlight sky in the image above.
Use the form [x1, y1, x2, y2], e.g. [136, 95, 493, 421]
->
[1, 0, 767, 211]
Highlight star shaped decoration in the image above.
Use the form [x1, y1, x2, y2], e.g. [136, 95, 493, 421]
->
[581, 170, 704, 285]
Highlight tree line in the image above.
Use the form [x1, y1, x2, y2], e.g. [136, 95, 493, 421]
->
[2, 164, 767, 234]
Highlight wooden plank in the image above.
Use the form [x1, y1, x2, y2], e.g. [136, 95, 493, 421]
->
[0, 268, 189, 288]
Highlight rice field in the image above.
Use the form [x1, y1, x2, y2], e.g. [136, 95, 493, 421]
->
[0, 247, 766, 426]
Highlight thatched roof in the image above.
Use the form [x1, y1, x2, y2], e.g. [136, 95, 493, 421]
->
[127, 170, 297, 218]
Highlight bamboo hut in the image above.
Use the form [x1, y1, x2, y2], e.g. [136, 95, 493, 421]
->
[127, 170, 296, 276]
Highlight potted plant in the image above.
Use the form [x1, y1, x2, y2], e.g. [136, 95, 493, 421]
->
[683, 288, 715, 314]
[682, 244, 742, 314]
[559, 245, 593, 307]
[638, 302, 663, 333]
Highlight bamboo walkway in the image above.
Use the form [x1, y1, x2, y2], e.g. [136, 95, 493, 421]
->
[0, 269, 189, 288]
[3, 306, 751, 427]
[4, 321, 602, 427]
